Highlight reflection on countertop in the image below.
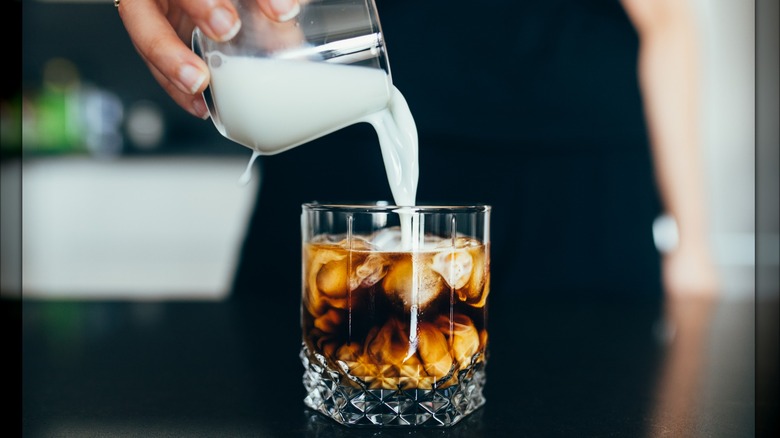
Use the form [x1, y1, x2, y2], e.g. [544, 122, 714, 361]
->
[20, 294, 764, 437]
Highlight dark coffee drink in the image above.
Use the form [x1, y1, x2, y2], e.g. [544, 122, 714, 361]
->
[302, 231, 489, 391]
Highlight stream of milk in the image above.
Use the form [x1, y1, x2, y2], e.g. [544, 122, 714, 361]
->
[208, 54, 420, 247]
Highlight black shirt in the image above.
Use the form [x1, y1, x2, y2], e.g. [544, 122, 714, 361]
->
[231, 0, 662, 309]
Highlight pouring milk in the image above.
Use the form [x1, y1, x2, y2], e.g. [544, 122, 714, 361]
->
[207, 54, 420, 248]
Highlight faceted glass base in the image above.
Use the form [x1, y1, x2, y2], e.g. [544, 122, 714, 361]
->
[301, 344, 486, 427]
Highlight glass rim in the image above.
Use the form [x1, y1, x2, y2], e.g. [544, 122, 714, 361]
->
[302, 201, 491, 214]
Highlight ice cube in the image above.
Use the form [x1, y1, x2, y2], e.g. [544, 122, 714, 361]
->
[459, 246, 489, 308]
[436, 314, 480, 369]
[350, 253, 389, 290]
[417, 322, 454, 379]
[434, 236, 480, 249]
[336, 236, 375, 251]
[305, 246, 348, 316]
[369, 227, 404, 251]
[366, 318, 408, 365]
[430, 248, 473, 290]
[316, 257, 348, 298]
[381, 255, 444, 311]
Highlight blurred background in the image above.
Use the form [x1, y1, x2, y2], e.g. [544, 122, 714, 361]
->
[1, 0, 770, 301]
[5, 0, 260, 300]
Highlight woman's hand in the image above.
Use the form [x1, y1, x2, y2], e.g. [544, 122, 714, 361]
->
[116, 0, 300, 118]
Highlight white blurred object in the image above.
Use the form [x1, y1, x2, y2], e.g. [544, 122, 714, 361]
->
[81, 84, 125, 158]
[22, 156, 259, 300]
[693, 0, 756, 300]
[125, 100, 165, 150]
[652, 214, 679, 254]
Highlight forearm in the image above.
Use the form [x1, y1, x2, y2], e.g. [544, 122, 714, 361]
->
[637, 14, 710, 250]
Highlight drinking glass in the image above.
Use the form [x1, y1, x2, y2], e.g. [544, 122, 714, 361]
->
[300, 202, 491, 427]
[191, 0, 392, 155]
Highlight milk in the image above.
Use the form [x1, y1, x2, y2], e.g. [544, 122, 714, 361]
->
[208, 55, 392, 155]
[208, 54, 419, 246]
[238, 150, 261, 186]
[365, 88, 420, 249]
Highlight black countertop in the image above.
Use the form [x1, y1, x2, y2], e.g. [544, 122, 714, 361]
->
[18, 294, 769, 437]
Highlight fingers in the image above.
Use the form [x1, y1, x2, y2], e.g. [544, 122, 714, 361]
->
[258, 0, 301, 22]
[146, 57, 210, 119]
[117, 0, 301, 119]
[119, 0, 230, 117]
[126, 0, 241, 44]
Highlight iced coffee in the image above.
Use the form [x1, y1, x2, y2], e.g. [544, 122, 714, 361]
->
[303, 233, 488, 390]
[300, 204, 490, 427]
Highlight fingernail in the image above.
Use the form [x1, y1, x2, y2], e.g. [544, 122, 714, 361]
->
[192, 97, 210, 120]
[177, 64, 207, 95]
[209, 7, 241, 41]
[272, 0, 300, 22]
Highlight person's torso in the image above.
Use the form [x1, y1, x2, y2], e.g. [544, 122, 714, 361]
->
[378, 0, 646, 152]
